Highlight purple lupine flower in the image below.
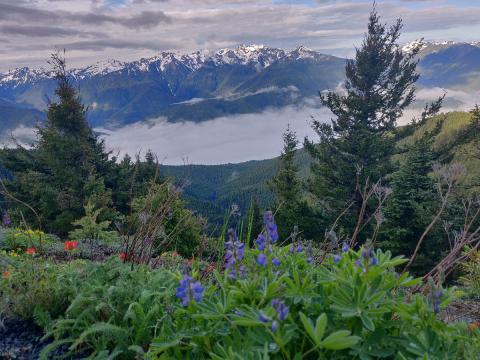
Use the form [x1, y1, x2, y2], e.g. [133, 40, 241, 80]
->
[333, 254, 341, 264]
[342, 242, 350, 253]
[259, 312, 270, 323]
[234, 309, 244, 316]
[355, 259, 362, 267]
[263, 211, 279, 243]
[272, 299, 289, 321]
[228, 269, 236, 280]
[2, 213, 11, 227]
[370, 257, 378, 266]
[307, 256, 313, 264]
[272, 257, 281, 266]
[433, 290, 443, 314]
[224, 229, 245, 269]
[257, 253, 267, 267]
[238, 265, 247, 279]
[225, 250, 235, 269]
[191, 281, 204, 302]
[296, 244, 303, 253]
[256, 234, 266, 251]
[271, 320, 279, 332]
[236, 242, 245, 260]
[176, 274, 204, 306]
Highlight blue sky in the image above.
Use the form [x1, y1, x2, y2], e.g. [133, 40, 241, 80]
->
[1, 0, 480, 70]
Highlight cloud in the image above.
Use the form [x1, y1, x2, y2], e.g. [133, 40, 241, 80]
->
[96, 105, 324, 164]
[1, 0, 480, 71]
[0, 24, 96, 38]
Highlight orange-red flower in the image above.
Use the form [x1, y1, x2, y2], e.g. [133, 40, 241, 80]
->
[25, 247, 36, 255]
[64, 240, 79, 251]
[172, 251, 179, 257]
[2, 270, 10, 279]
[468, 320, 480, 332]
[119, 252, 127, 261]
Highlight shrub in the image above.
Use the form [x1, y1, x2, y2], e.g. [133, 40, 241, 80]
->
[69, 202, 119, 245]
[1, 228, 55, 251]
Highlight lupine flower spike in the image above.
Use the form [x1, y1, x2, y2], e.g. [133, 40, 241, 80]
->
[176, 273, 204, 307]
[263, 211, 279, 243]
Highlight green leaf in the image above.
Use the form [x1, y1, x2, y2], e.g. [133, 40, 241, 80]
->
[150, 338, 181, 352]
[321, 330, 360, 350]
[315, 313, 327, 342]
[360, 313, 375, 331]
[299, 312, 317, 345]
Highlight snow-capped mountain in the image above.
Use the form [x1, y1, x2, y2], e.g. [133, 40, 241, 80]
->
[2, 40, 480, 136]
[0, 44, 346, 131]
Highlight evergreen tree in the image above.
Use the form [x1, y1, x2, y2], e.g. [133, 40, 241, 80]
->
[379, 125, 441, 274]
[35, 53, 113, 234]
[268, 126, 301, 238]
[305, 7, 420, 234]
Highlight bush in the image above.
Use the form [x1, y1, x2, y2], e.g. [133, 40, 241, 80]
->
[69, 202, 119, 245]
[1, 228, 55, 251]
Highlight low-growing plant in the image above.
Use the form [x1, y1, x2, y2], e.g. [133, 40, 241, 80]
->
[1, 227, 55, 251]
[0, 254, 86, 320]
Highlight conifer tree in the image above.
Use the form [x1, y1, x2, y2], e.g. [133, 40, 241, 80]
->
[34, 52, 111, 234]
[305, 7, 421, 233]
[379, 128, 440, 273]
[268, 126, 301, 238]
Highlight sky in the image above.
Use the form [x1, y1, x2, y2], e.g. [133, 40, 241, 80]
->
[1, 0, 480, 71]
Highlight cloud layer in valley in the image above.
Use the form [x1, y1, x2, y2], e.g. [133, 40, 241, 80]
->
[0, 0, 480, 70]
[1, 87, 476, 165]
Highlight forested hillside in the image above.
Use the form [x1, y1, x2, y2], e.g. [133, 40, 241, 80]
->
[163, 110, 480, 228]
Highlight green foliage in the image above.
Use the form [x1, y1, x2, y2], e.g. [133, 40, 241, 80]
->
[1, 239, 479, 358]
[69, 201, 119, 244]
[40, 260, 177, 359]
[147, 245, 476, 359]
[0, 255, 85, 320]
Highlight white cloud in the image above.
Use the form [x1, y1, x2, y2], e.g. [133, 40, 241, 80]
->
[97, 105, 325, 164]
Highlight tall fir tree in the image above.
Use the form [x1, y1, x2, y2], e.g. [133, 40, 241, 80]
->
[36, 52, 113, 234]
[305, 7, 420, 235]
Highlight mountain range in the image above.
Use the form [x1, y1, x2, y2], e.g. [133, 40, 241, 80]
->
[0, 45, 345, 134]
[1, 41, 480, 136]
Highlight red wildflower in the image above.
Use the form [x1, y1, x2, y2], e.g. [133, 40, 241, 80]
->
[119, 252, 127, 261]
[2, 270, 10, 279]
[64, 240, 79, 251]
[172, 251, 179, 257]
[25, 247, 36, 255]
